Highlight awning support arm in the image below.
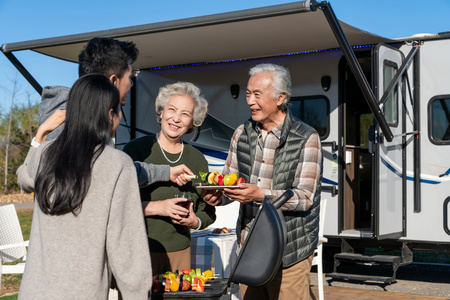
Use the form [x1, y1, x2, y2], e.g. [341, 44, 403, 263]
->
[314, 1, 394, 142]
[2, 51, 42, 95]
[378, 45, 420, 108]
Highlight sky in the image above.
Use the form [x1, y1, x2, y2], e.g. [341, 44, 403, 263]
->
[0, 0, 449, 109]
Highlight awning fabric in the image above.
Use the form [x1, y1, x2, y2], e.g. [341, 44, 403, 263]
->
[1, 2, 391, 70]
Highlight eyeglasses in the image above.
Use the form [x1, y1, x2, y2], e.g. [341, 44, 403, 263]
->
[131, 69, 140, 78]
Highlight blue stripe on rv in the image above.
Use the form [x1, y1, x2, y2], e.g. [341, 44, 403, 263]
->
[123, 126, 440, 186]
[380, 156, 441, 185]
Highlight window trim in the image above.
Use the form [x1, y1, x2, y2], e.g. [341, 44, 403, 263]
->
[289, 95, 330, 140]
[428, 94, 450, 145]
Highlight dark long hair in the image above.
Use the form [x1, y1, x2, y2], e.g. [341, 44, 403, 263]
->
[35, 74, 120, 215]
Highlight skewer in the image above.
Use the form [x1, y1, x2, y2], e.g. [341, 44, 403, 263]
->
[193, 183, 209, 187]
[185, 174, 198, 179]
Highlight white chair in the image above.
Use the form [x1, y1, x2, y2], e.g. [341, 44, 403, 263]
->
[0, 204, 29, 290]
[312, 198, 327, 300]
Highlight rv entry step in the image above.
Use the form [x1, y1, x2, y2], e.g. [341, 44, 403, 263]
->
[328, 253, 402, 284]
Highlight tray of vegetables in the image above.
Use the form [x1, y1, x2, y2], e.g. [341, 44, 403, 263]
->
[151, 268, 227, 299]
[194, 172, 245, 189]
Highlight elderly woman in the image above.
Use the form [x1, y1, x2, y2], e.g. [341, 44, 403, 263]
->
[123, 82, 216, 274]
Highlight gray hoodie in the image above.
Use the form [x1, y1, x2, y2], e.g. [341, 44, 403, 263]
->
[37, 85, 169, 187]
[38, 86, 69, 141]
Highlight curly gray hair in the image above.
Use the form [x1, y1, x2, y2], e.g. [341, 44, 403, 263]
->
[249, 63, 291, 113]
[155, 82, 208, 134]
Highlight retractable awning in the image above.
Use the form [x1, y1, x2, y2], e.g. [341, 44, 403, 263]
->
[2, 1, 395, 141]
[2, 1, 391, 71]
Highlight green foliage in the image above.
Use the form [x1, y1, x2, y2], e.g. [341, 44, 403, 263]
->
[0, 103, 39, 193]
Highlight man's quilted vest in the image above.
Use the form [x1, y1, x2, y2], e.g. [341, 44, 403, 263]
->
[236, 112, 322, 267]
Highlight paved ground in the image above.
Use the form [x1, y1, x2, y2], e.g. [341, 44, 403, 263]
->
[2, 194, 449, 298]
[310, 262, 450, 297]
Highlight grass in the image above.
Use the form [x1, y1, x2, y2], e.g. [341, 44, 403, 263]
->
[1, 209, 32, 298]
[16, 210, 33, 240]
[0, 295, 17, 300]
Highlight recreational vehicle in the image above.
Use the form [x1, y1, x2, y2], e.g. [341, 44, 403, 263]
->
[3, 1, 449, 282]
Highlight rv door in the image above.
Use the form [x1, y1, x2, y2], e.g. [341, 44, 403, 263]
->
[372, 44, 405, 240]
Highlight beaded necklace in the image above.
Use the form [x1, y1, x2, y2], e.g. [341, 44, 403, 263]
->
[156, 134, 184, 164]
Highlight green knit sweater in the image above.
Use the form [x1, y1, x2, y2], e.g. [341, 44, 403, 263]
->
[123, 136, 216, 252]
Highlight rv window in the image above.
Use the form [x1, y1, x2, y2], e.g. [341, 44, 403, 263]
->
[289, 96, 329, 139]
[429, 96, 450, 144]
[383, 62, 398, 127]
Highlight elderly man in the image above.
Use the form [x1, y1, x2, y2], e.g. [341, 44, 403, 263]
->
[203, 63, 322, 300]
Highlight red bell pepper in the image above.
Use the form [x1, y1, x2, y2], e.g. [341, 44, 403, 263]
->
[192, 277, 205, 292]
[218, 174, 225, 186]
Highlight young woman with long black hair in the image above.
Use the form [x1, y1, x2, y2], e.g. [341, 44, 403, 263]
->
[17, 74, 152, 300]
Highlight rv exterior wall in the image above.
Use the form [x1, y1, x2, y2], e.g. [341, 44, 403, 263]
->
[117, 38, 450, 247]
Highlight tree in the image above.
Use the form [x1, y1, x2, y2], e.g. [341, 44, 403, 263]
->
[0, 75, 39, 193]
[2, 76, 18, 194]
[0, 103, 39, 193]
